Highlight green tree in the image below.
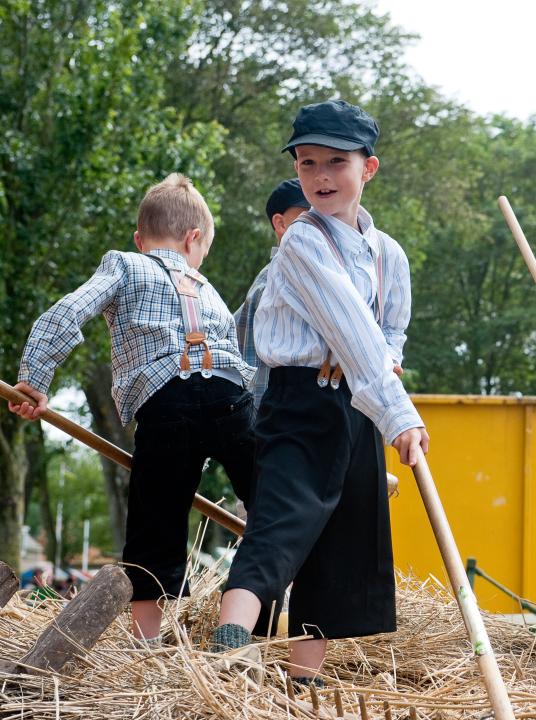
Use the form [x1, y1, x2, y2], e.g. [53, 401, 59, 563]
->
[405, 116, 536, 394]
[0, 0, 224, 569]
[168, 0, 418, 307]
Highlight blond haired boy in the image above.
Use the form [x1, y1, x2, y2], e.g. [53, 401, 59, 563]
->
[10, 173, 256, 641]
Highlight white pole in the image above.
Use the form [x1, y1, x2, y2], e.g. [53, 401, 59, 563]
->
[498, 195, 536, 283]
[413, 450, 515, 718]
[54, 463, 65, 578]
[82, 519, 90, 574]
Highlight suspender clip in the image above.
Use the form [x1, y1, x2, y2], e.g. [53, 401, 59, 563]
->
[317, 353, 331, 388]
[330, 364, 343, 390]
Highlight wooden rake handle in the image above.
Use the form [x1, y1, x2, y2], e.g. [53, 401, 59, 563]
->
[498, 195, 536, 283]
[0, 379, 246, 538]
[412, 449, 514, 719]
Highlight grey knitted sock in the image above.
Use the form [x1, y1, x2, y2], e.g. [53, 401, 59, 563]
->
[211, 623, 252, 653]
[292, 676, 325, 689]
[143, 635, 162, 647]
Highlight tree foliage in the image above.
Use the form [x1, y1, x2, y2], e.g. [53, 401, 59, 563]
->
[1, 0, 536, 566]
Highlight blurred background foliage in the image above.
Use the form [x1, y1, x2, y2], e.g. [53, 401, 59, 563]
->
[1, 0, 535, 569]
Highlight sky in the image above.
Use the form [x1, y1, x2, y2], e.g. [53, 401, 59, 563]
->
[375, 0, 536, 121]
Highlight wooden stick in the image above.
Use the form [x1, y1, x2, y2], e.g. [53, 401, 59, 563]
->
[0, 561, 19, 608]
[498, 195, 536, 283]
[0, 379, 246, 537]
[382, 700, 392, 720]
[0, 565, 131, 675]
[358, 694, 369, 720]
[412, 449, 514, 719]
[309, 682, 320, 714]
[334, 688, 344, 717]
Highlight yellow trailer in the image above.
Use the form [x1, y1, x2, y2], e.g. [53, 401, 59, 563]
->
[386, 394, 536, 613]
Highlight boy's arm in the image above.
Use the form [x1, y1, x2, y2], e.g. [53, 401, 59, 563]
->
[17, 251, 127, 398]
[382, 245, 411, 366]
[278, 226, 425, 448]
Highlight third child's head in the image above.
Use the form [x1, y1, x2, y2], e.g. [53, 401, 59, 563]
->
[134, 173, 214, 269]
[265, 178, 310, 242]
[283, 100, 380, 228]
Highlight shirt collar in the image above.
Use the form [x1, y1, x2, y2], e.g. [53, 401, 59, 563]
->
[310, 206, 379, 258]
[147, 248, 188, 267]
[270, 246, 279, 259]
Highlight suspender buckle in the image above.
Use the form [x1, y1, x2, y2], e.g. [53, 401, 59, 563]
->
[179, 369, 192, 380]
[201, 369, 213, 379]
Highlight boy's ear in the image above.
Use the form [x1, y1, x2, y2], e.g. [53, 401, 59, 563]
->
[183, 227, 201, 253]
[271, 213, 286, 237]
[362, 155, 379, 183]
[133, 230, 143, 252]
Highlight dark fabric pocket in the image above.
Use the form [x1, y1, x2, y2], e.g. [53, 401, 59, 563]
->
[212, 391, 254, 442]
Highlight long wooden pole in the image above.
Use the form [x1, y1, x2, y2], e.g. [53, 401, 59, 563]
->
[0, 379, 246, 537]
[498, 195, 536, 283]
[412, 449, 514, 719]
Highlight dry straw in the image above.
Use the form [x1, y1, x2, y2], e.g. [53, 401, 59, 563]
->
[1, 552, 535, 719]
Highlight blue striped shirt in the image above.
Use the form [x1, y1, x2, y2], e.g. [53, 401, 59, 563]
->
[254, 207, 424, 444]
[19, 248, 255, 424]
[234, 248, 277, 408]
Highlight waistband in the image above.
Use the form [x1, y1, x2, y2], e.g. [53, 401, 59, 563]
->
[192, 366, 244, 387]
[269, 366, 350, 393]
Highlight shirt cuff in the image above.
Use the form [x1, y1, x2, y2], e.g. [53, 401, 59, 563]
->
[351, 392, 424, 445]
[18, 363, 54, 396]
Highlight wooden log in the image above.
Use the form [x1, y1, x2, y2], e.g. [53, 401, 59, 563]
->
[0, 562, 18, 608]
[0, 565, 131, 676]
[358, 695, 369, 720]
[383, 700, 392, 720]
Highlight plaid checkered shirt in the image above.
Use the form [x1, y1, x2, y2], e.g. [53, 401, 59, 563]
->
[19, 248, 255, 424]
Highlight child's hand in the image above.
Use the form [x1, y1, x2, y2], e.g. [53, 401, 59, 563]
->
[392, 427, 429, 467]
[8, 382, 48, 421]
[393, 365, 403, 377]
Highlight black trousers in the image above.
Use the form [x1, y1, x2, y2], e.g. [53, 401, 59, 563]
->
[123, 375, 255, 601]
[226, 366, 396, 640]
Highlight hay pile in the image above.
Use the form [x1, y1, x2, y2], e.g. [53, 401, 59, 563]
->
[1, 559, 535, 719]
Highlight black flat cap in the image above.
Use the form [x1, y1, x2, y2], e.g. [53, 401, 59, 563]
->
[282, 100, 379, 157]
[265, 178, 309, 221]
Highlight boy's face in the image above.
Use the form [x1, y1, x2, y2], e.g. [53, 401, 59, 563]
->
[294, 145, 378, 227]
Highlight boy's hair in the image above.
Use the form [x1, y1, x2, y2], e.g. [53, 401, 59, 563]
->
[137, 173, 213, 242]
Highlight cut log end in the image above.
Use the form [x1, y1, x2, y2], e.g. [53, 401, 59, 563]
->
[0, 561, 19, 609]
[13, 564, 132, 675]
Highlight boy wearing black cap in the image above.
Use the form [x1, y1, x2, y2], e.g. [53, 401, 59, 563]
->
[234, 178, 309, 408]
[213, 101, 429, 683]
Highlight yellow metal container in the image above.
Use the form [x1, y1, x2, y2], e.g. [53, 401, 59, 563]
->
[386, 395, 536, 613]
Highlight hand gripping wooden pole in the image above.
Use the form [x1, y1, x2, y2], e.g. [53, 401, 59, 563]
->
[0, 379, 246, 538]
[412, 449, 514, 719]
[498, 195, 536, 283]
